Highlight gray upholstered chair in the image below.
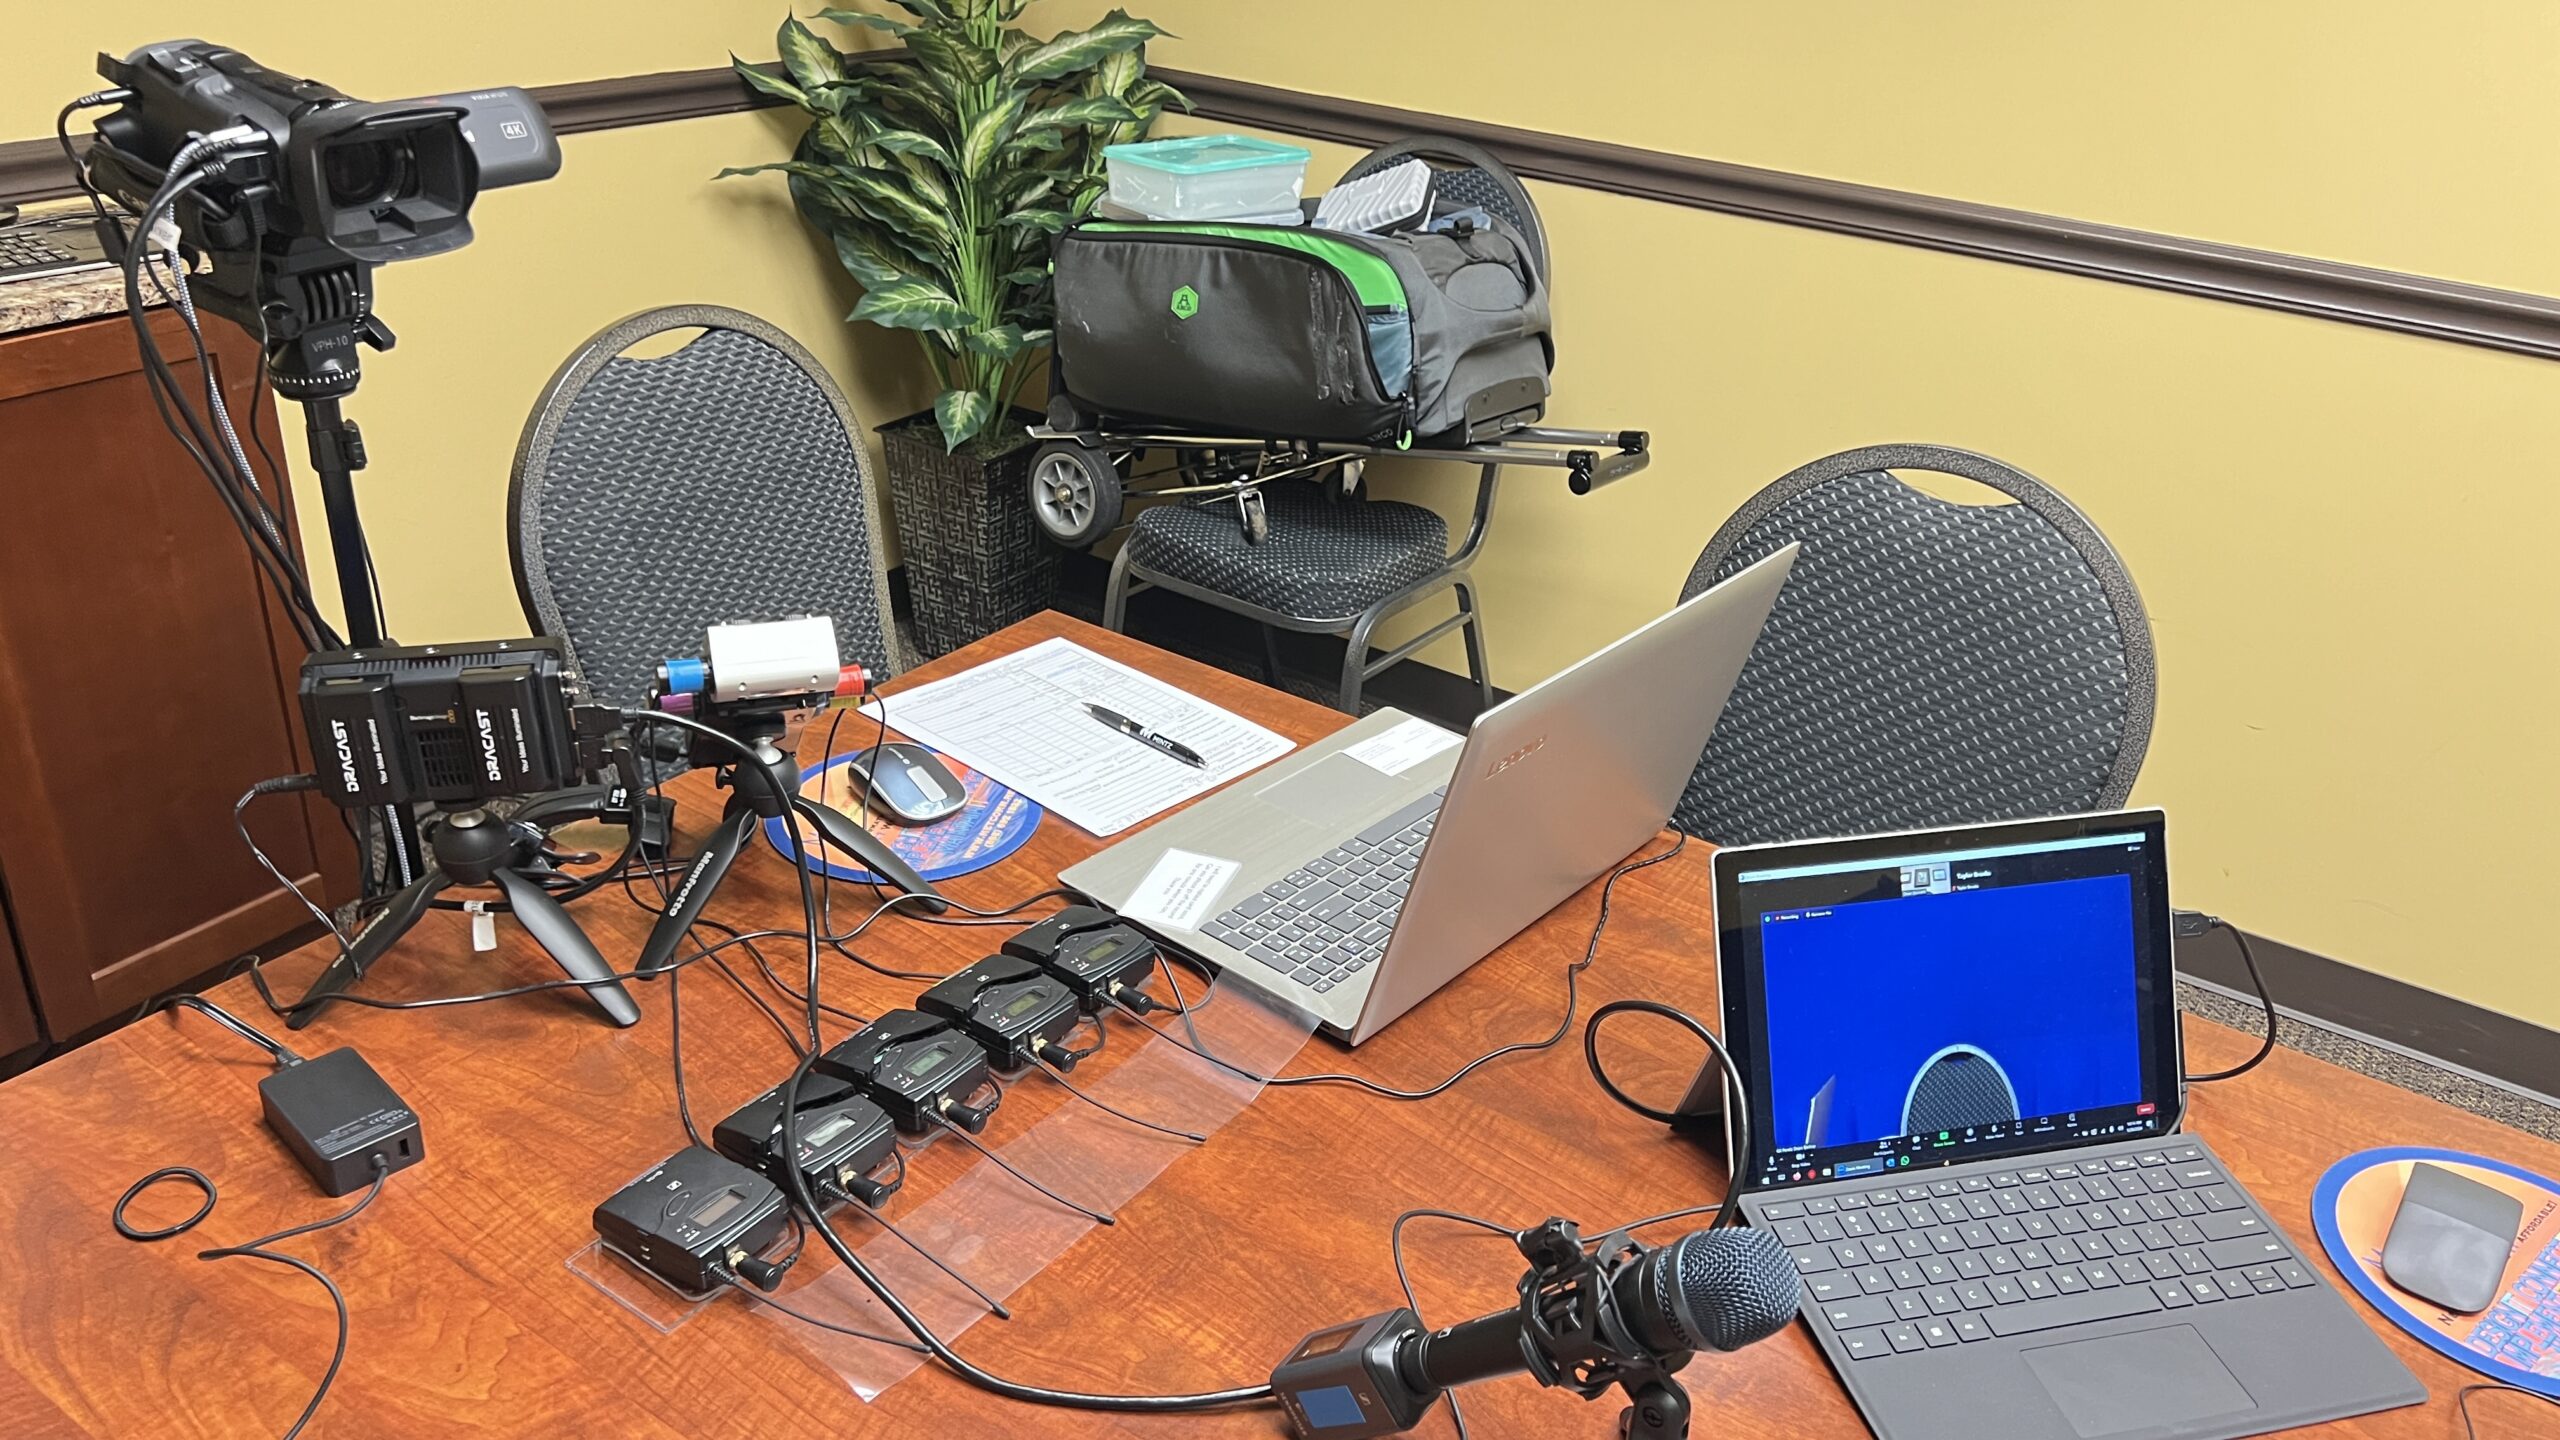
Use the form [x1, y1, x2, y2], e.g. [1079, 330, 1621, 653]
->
[1104, 473, 1497, 715]
[1675, 444, 2155, 844]
[509, 306, 910, 755]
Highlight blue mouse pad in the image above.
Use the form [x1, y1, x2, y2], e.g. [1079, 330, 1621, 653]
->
[2312, 1145, 2560, 1396]
[761, 750, 1041, 884]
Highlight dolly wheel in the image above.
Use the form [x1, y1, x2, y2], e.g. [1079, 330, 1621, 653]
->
[1029, 441, 1123, 548]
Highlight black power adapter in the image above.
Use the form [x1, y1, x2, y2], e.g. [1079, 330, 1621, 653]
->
[258, 1047, 425, 1197]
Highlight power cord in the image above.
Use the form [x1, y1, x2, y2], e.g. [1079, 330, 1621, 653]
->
[160, 995, 303, 1068]
[2458, 1383, 2557, 1439]
[1581, 998, 1749, 1229]
[111, 1155, 390, 1440]
[2176, 910, 2278, 1084]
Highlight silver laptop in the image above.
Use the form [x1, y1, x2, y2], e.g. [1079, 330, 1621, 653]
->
[1062, 545, 1797, 1044]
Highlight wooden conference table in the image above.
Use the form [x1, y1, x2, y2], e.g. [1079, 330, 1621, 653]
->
[0, 613, 2552, 1439]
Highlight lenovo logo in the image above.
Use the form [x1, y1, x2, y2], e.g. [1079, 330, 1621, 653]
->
[1483, 735, 1546, 779]
[330, 719, 362, 794]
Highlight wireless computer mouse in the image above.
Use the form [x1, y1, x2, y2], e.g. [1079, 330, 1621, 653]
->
[841, 743, 967, 825]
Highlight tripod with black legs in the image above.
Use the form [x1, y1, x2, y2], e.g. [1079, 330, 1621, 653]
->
[291, 802, 642, 1029]
[637, 729, 947, 977]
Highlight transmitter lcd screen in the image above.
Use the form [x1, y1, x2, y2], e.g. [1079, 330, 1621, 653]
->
[692, 1190, 744, 1226]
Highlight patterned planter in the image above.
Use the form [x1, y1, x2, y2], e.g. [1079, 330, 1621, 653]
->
[877, 409, 1059, 656]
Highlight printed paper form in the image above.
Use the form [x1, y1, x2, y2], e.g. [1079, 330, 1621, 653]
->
[860, 637, 1296, 836]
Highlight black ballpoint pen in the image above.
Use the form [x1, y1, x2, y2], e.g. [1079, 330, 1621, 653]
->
[1081, 702, 1206, 768]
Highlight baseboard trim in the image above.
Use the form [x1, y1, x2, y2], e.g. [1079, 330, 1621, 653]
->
[2177, 924, 2560, 1104]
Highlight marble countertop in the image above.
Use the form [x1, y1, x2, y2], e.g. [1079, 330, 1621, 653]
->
[0, 264, 136, 337]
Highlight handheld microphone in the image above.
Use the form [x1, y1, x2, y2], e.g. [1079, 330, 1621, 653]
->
[1271, 1220, 1798, 1439]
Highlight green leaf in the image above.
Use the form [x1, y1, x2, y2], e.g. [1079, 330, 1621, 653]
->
[831, 165, 958, 250]
[905, 26, 999, 87]
[958, 89, 1028, 178]
[962, 323, 1032, 359]
[893, 151, 951, 212]
[1005, 126, 1066, 154]
[1085, 47, 1144, 102]
[883, 0, 953, 19]
[1011, 9, 1166, 83]
[731, 56, 809, 108]
[1135, 77, 1192, 115]
[998, 266, 1050, 289]
[851, 277, 975, 331]
[713, 161, 800, 181]
[934, 388, 994, 450]
[997, 207, 1071, 235]
[814, 7, 915, 35]
[866, 128, 956, 170]
[1001, 173, 1057, 210]
[833, 232, 910, 289]
[1016, 95, 1139, 135]
[776, 18, 848, 90]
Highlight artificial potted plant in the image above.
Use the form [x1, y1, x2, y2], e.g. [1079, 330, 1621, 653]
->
[725, 3, 1180, 655]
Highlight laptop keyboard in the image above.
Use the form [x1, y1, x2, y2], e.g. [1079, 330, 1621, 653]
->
[1763, 1141, 2310, 1359]
[1199, 790, 1444, 994]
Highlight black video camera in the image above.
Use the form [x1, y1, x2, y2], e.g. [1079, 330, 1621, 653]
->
[82, 40, 559, 394]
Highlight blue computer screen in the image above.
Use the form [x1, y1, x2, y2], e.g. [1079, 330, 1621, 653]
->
[1759, 874, 2143, 1152]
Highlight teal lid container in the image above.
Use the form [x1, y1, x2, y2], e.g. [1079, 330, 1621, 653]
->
[1103, 134, 1313, 220]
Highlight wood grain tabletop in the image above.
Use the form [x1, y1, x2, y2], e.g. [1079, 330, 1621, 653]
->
[0, 612, 2551, 1439]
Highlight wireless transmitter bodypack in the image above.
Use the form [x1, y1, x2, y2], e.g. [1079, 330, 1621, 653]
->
[712, 1075, 901, 1207]
[592, 1146, 790, 1297]
[999, 906, 1162, 1013]
[815, 1009, 996, 1135]
[917, 955, 1084, 1073]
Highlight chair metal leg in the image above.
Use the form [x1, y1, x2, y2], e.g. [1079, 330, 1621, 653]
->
[1103, 545, 1137, 632]
[1453, 576, 1495, 717]
[1339, 602, 1391, 714]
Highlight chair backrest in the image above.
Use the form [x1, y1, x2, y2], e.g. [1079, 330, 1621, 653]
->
[1337, 134, 1549, 285]
[509, 305, 909, 715]
[1674, 444, 2155, 845]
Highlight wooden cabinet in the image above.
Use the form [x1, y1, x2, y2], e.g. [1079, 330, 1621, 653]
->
[0, 305, 352, 1057]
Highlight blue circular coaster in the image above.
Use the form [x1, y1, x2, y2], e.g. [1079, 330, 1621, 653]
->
[760, 749, 1042, 884]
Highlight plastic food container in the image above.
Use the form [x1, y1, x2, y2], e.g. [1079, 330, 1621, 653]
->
[1103, 134, 1312, 221]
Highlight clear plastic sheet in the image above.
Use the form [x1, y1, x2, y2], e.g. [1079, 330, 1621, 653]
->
[566, 972, 1315, 1402]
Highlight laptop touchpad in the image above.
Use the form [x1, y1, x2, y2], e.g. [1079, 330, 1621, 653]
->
[1257, 754, 1396, 824]
[2023, 1326, 2256, 1437]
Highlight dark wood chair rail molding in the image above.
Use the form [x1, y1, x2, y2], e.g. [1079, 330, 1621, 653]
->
[9, 60, 2559, 358]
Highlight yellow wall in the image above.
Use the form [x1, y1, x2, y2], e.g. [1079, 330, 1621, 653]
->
[10, 7, 2557, 1028]
[1131, 1, 2560, 295]
[6, 5, 939, 648]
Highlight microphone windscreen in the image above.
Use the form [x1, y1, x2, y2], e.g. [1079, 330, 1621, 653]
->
[1664, 1227, 1801, 1351]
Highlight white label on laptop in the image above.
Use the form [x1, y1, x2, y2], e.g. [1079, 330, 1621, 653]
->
[1343, 716, 1464, 776]
[1119, 849, 1241, 932]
